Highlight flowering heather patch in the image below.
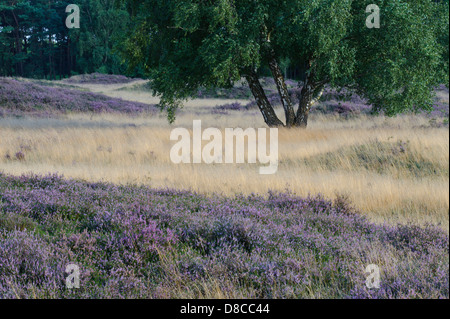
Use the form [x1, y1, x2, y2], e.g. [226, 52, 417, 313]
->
[63, 73, 138, 85]
[0, 78, 158, 117]
[314, 88, 373, 117]
[0, 173, 447, 299]
[214, 102, 245, 112]
[429, 102, 449, 119]
[424, 86, 450, 123]
[196, 86, 253, 99]
[245, 86, 375, 118]
[244, 84, 449, 120]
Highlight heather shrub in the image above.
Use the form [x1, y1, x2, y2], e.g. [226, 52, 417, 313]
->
[0, 173, 448, 299]
[0, 230, 68, 299]
[243, 84, 448, 121]
[213, 102, 245, 112]
[196, 86, 252, 99]
[0, 78, 158, 116]
[0, 214, 39, 232]
[63, 73, 137, 85]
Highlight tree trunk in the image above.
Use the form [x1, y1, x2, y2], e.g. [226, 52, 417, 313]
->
[245, 71, 285, 127]
[67, 37, 72, 78]
[268, 49, 296, 127]
[295, 75, 324, 128]
[48, 34, 52, 80]
[11, 10, 23, 77]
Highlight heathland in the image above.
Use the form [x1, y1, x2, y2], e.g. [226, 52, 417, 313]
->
[0, 75, 448, 298]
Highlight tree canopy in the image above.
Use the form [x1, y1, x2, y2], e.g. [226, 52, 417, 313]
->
[0, 0, 136, 79]
[121, 0, 449, 127]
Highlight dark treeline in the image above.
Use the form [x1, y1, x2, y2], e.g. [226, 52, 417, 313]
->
[0, 0, 304, 81]
[0, 0, 141, 79]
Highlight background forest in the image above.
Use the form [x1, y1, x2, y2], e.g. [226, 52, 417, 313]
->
[0, 0, 140, 79]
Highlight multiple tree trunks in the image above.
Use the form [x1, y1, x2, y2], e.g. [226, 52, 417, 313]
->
[295, 77, 324, 128]
[247, 32, 322, 129]
[268, 49, 296, 127]
[245, 71, 285, 128]
[246, 63, 323, 129]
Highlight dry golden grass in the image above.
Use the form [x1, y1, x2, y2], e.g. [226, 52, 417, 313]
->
[0, 81, 448, 229]
[0, 111, 448, 230]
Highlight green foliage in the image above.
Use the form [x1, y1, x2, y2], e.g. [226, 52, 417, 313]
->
[70, 0, 132, 75]
[0, 0, 135, 78]
[121, 0, 449, 121]
[349, 0, 450, 115]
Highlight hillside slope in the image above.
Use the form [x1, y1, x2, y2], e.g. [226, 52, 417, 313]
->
[0, 78, 158, 117]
